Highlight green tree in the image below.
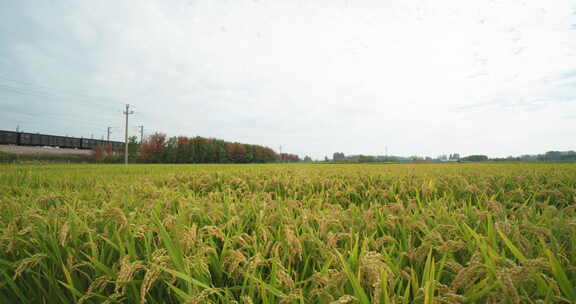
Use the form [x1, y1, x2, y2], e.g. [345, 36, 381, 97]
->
[128, 136, 139, 162]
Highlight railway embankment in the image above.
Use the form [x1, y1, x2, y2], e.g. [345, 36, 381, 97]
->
[0, 144, 92, 156]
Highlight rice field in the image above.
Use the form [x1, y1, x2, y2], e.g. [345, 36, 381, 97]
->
[0, 163, 575, 303]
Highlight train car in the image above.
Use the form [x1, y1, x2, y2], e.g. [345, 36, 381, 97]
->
[81, 138, 98, 150]
[88, 140, 124, 150]
[112, 142, 124, 150]
[0, 130, 19, 145]
[47, 135, 57, 147]
[28, 133, 42, 146]
[0, 130, 128, 150]
[28, 133, 38, 146]
[80, 138, 90, 149]
[53, 136, 64, 147]
[39, 134, 51, 146]
[62, 137, 76, 149]
[19, 133, 32, 145]
[70, 137, 82, 149]
[28, 133, 52, 146]
[60, 137, 69, 148]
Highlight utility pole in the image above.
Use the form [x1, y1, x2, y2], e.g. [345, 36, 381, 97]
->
[16, 125, 20, 132]
[279, 145, 282, 162]
[138, 125, 144, 143]
[107, 127, 112, 143]
[123, 104, 134, 164]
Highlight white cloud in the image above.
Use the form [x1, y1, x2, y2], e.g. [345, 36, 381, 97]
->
[0, 0, 575, 158]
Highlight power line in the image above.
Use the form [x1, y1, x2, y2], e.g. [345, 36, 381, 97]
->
[1, 109, 121, 130]
[0, 84, 127, 121]
[0, 78, 152, 120]
[0, 84, 125, 112]
[0, 89, 122, 120]
[0, 75, 128, 106]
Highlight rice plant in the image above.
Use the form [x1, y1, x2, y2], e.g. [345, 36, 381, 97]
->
[0, 163, 575, 303]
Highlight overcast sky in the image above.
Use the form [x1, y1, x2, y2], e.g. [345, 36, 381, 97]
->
[1, 0, 575, 159]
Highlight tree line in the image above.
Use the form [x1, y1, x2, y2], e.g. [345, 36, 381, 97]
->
[96, 133, 299, 164]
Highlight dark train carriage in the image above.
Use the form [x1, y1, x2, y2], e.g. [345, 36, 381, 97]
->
[41, 134, 52, 146]
[62, 137, 76, 149]
[70, 137, 81, 149]
[39, 134, 52, 146]
[26, 133, 37, 145]
[28, 133, 41, 146]
[80, 138, 89, 149]
[1, 130, 131, 151]
[53, 136, 64, 147]
[30, 133, 52, 146]
[112, 142, 124, 150]
[81, 138, 95, 149]
[39, 134, 51, 146]
[93, 140, 121, 149]
[47, 135, 57, 146]
[56, 136, 67, 148]
[19, 133, 32, 145]
[0, 130, 19, 145]
[59, 137, 70, 148]
[63, 136, 71, 147]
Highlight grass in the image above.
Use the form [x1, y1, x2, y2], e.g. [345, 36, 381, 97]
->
[0, 151, 94, 164]
[0, 163, 575, 303]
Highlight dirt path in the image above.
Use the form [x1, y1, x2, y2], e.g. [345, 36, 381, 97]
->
[0, 145, 93, 156]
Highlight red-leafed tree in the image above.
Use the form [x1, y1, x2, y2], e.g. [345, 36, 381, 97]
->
[93, 144, 119, 162]
[94, 145, 105, 161]
[227, 142, 247, 163]
[280, 153, 300, 162]
[130, 130, 290, 164]
[103, 144, 115, 161]
[139, 132, 166, 162]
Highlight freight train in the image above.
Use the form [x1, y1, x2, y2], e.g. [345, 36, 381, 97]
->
[0, 130, 124, 150]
